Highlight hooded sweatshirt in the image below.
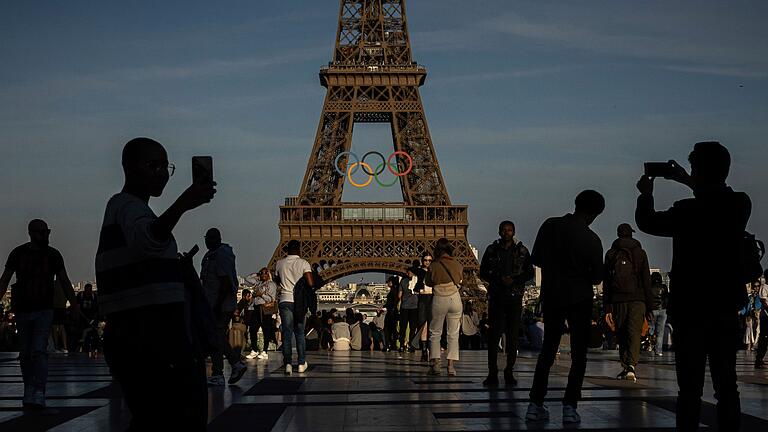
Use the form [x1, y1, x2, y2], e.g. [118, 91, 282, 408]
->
[603, 237, 652, 306]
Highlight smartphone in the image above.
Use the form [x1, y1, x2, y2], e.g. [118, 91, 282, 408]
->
[644, 161, 675, 178]
[192, 156, 213, 184]
[187, 244, 200, 258]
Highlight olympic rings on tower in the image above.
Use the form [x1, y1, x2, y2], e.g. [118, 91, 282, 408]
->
[334, 151, 413, 188]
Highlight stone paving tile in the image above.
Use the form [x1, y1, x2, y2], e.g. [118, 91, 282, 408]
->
[1, 350, 767, 430]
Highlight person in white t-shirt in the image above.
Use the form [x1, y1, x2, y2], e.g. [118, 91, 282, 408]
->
[275, 240, 313, 375]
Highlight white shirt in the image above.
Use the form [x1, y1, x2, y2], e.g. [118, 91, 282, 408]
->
[275, 255, 311, 304]
[759, 283, 768, 314]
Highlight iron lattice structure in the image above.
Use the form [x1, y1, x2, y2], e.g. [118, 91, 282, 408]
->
[269, 0, 482, 298]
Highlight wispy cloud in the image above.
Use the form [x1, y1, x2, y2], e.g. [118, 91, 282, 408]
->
[112, 46, 329, 81]
[429, 65, 580, 86]
[660, 65, 767, 79]
[484, 11, 767, 69]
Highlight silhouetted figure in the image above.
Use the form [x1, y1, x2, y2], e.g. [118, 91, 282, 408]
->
[201, 228, 247, 386]
[0, 219, 79, 410]
[414, 253, 434, 361]
[383, 276, 400, 351]
[398, 268, 419, 352]
[755, 270, 768, 367]
[275, 240, 314, 375]
[603, 223, 652, 382]
[527, 190, 605, 425]
[96, 137, 215, 431]
[649, 272, 669, 356]
[636, 141, 751, 431]
[480, 220, 534, 388]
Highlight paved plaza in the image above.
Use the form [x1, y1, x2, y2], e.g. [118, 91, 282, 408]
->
[1, 349, 768, 431]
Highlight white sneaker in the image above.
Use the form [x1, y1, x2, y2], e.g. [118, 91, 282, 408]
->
[207, 375, 225, 386]
[246, 350, 259, 359]
[258, 352, 269, 360]
[626, 366, 637, 382]
[285, 364, 293, 375]
[298, 362, 309, 373]
[562, 404, 581, 424]
[525, 402, 549, 422]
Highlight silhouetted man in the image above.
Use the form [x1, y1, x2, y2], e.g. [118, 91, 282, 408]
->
[275, 240, 314, 375]
[0, 219, 79, 409]
[480, 220, 534, 388]
[526, 190, 605, 425]
[603, 223, 652, 382]
[636, 141, 751, 431]
[413, 253, 434, 361]
[201, 228, 247, 386]
[96, 137, 215, 431]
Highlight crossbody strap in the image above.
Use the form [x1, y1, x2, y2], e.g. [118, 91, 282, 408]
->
[438, 260, 459, 286]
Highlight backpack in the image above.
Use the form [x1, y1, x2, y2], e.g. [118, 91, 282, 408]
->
[607, 248, 638, 294]
[741, 231, 765, 284]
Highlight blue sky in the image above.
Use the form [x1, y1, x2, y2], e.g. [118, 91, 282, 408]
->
[1, 1, 767, 281]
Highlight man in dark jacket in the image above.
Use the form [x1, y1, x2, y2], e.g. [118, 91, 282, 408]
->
[201, 228, 247, 386]
[635, 141, 751, 431]
[526, 190, 605, 425]
[603, 223, 652, 382]
[480, 220, 534, 387]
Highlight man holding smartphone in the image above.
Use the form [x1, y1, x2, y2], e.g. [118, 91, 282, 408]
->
[635, 141, 751, 431]
[96, 137, 216, 430]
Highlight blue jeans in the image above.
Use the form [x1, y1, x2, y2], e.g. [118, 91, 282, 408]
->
[651, 309, 667, 353]
[279, 302, 305, 366]
[16, 309, 54, 394]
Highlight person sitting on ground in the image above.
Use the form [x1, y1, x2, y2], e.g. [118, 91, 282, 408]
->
[331, 316, 351, 351]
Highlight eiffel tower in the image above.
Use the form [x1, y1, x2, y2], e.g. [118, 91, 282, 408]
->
[268, 0, 481, 297]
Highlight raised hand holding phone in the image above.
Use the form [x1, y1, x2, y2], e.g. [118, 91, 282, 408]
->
[178, 156, 216, 211]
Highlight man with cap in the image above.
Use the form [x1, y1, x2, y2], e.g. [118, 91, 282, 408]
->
[603, 223, 652, 382]
[201, 227, 247, 386]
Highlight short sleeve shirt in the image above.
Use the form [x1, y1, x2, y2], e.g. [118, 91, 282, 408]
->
[275, 255, 312, 303]
[5, 243, 64, 313]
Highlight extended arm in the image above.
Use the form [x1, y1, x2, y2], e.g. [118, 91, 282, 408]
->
[635, 176, 677, 237]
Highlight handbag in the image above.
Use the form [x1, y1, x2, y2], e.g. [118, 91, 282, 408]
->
[262, 300, 278, 316]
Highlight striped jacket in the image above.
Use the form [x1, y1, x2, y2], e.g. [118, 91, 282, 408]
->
[95, 193, 184, 315]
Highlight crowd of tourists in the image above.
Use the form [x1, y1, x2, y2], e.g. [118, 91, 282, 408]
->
[0, 138, 763, 432]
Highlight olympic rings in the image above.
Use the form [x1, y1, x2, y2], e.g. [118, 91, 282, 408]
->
[334, 150, 414, 188]
[360, 151, 386, 176]
[387, 151, 413, 177]
[374, 162, 399, 187]
[347, 162, 374, 188]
